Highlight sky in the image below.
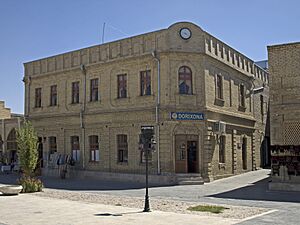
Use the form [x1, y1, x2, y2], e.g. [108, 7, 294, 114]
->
[0, 0, 299, 114]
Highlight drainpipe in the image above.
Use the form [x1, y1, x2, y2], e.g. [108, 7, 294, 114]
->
[23, 76, 31, 118]
[80, 64, 87, 169]
[151, 51, 161, 175]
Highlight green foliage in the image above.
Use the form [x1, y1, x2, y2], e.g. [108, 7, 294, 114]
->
[187, 205, 228, 214]
[18, 176, 43, 193]
[16, 121, 38, 177]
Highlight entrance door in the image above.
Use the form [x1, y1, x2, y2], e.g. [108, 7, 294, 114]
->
[242, 137, 247, 170]
[38, 137, 43, 168]
[187, 141, 197, 173]
[175, 135, 199, 173]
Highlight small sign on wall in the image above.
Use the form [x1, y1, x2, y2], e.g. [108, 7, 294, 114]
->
[170, 112, 204, 121]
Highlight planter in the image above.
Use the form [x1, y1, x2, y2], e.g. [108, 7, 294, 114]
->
[0, 185, 22, 195]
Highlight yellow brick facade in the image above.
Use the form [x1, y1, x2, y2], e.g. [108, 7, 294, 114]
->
[0, 101, 23, 164]
[268, 42, 300, 145]
[24, 22, 269, 182]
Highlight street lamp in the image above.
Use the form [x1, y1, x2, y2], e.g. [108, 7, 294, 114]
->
[140, 126, 155, 212]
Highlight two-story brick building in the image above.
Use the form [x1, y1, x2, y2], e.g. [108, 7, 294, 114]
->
[23, 22, 269, 183]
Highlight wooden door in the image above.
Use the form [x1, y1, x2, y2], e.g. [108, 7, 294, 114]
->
[175, 135, 187, 173]
[175, 135, 199, 173]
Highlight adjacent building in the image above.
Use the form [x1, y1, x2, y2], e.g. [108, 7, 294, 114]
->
[0, 101, 23, 165]
[23, 22, 269, 183]
[268, 42, 300, 191]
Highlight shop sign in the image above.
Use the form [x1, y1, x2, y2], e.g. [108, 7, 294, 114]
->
[170, 112, 204, 121]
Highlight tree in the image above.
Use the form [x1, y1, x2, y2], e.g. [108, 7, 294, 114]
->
[16, 120, 38, 177]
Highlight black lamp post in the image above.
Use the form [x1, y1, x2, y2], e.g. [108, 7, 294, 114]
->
[141, 126, 154, 212]
[143, 145, 150, 212]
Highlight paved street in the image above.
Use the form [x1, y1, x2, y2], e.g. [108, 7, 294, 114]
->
[0, 194, 240, 225]
[0, 169, 300, 224]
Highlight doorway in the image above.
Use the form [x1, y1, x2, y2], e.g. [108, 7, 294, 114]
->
[37, 137, 43, 168]
[187, 141, 197, 173]
[175, 135, 199, 173]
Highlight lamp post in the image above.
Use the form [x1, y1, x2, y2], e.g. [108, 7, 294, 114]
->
[141, 126, 155, 212]
[143, 143, 150, 212]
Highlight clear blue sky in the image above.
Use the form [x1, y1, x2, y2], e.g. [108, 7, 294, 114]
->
[1, 0, 299, 113]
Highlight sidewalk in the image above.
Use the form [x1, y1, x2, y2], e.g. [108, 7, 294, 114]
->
[0, 194, 240, 225]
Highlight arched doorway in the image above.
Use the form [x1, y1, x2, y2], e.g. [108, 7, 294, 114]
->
[7, 129, 18, 163]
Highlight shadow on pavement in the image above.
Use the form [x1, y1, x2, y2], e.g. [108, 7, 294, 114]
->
[0, 173, 174, 191]
[94, 211, 143, 217]
[208, 177, 300, 203]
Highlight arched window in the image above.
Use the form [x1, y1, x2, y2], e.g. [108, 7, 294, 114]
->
[7, 129, 17, 162]
[178, 66, 192, 95]
[7, 129, 17, 151]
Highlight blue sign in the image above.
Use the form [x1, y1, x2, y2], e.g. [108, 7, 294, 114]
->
[170, 112, 204, 121]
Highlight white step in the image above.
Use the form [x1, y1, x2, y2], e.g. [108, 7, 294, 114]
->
[176, 174, 204, 185]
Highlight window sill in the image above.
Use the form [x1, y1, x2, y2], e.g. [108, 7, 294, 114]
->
[137, 94, 154, 98]
[178, 93, 194, 96]
[140, 162, 153, 165]
[116, 97, 128, 100]
[48, 105, 59, 108]
[218, 163, 226, 169]
[117, 161, 128, 165]
[88, 100, 100, 103]
[214, 98, 225, 106]
[238, 105, 246, 112]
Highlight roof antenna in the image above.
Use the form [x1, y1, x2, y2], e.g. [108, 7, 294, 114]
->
[102, 22, 106, 44]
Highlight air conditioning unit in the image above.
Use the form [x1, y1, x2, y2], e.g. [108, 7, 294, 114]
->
[214, 121, 226, 134]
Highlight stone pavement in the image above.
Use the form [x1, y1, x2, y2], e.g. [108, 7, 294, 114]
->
[0, 194, 241, 225]
[0, 169, 300, 224]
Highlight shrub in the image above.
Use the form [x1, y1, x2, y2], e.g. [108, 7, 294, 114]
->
[18, 176, 43, 193]
[16, 121, 38, 177]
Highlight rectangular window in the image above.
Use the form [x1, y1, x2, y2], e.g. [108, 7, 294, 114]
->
[219, 135, 226, 163]
[216, 74, 223, 100]
[236, 55, 240, 67]
[226, 49, 230, 61]
[49, 136, 57, 155]
[117, 74, 127, 98]
[260, 95, 264, 115]
[260, 95, 264, 122]
[89, 135, 99, 162]
[140, 70, 151, 96]
[50, 85, 57, 106]
[117, 134, 128, 162]
[71, 136, 80, 161]
[220, 45, 224, 58]
[239, 84, 246, 108]
[231, 52, 235, 65]
[72, 81, 80, 104]
[35, 88, 42, 108]
[90, 78, 99, 102]
[213, 41, 218, 55]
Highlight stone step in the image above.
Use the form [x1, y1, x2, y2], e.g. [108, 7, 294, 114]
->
[176, 173, 201, 177]
[178, 180, 204, 185]
[176, 174, 204, 185]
